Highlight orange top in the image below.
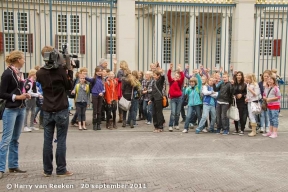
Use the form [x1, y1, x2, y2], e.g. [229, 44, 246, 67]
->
[104, 78, 118, 104]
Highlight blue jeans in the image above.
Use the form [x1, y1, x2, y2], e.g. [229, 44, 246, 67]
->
[169, 97, 183, 127]
[43, 109, 69, 175]
[184, 105, 202, 129]
[143, 100, 152, 122]
[0, 107, 25, 172]
[196, 105, 216, 131]
[260, 109, 270, 128]
[216, 103, 230, 131]
[126, 99, 138, 124]
[268, 109, 279, 128]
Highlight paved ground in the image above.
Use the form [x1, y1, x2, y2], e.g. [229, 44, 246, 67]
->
[0, 110, 288, 192]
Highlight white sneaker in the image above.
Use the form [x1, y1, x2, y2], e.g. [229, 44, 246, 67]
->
[189, 123, 194, 129]
[182, 129, 188, 133]
[265, 127, 269, 133]
[31, 127, 39, 131]
[174, 126, 179, 130]
[202, 128, 208, 133]
[147, 122, 151, 125]
[279, 113, 283, 117]
[24, 127, 32, 132]
[168, 127, 173, 132]
[260, 127, 264, 133]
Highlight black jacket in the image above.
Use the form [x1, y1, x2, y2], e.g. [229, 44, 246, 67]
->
[150, 74, 165, 101]
[122, 79, 138, 101]
[0, 67, 25, 108]
[36, 66, 73, 112]
[233, 83, 247, 104]
[213, 81, 234, 104]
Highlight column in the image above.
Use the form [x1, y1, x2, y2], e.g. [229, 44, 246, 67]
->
[221, 13, 230, 72]
[254, 12, 261, 76]
[189, 12, 196, 69]
[281, 16, 287, 77]
[154, 10, 162, 65]
[116, 0, 136, 70]
[231, 0, 255, 73]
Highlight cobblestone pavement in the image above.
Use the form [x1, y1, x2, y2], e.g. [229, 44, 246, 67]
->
[0, 110, 288, 192]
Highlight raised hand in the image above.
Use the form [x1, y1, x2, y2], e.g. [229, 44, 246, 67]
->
[177, 64, 181, 71]
[185, 64, 189, 69]
[219, 67, 223, 73]
[169, 63, 173, 70]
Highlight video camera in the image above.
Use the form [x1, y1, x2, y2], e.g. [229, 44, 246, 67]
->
[43, 44, 80, 70]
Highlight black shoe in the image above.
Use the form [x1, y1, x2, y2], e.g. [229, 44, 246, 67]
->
[130, 120, 134, 128]
[101, 118, 106, 121]
[97, 124, 101, 130]
[122, 122, 126, 127]
[93, 124, 97, 131]
[9, 168, 26, 173]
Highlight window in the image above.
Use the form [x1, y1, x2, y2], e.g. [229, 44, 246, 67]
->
[106, 36, 116, 55]
[260, 21, 274, 56]
[216, 38, 221, 64]
[56, 14, 83, 54]
[196, 38, 202, 65]
[70, 15, 79, 34]
[18, 34, 28, 53]
[17, 12, 28, 32]
[57, 35, 68, 51]
[4, 33, 15, 52]
[107, 17, 116, 35]
[3, 11, 31, 53]
[163, 37, 171, 64]
[185, 26, 203, 65]
[4, 12, 14, 31]
[106, 17, 116, 56]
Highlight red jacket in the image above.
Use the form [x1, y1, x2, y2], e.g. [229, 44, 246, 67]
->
[104, 78, 118, 104]
[167, 69, 184, 99]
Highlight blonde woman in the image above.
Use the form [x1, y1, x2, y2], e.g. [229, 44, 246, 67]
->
[245, 73, 260, 137]
[121, 70, 140, 128]
[0, 50, 31, 178]
[23, 69, 43, 132]
[116, 60, 130, 123]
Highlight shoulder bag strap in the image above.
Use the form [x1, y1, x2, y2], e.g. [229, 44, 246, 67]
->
[267, 87, 273, 98]
[154, 81, 163, 97]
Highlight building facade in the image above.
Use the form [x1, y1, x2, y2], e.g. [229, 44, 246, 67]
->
[0, 0, 287, 106]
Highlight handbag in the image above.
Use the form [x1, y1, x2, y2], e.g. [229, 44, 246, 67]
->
[261, 88, 272, 111]
[227, 97, 240, 121]
[0, 99, 7, 120]
[119, 88, 133, 111]
[154, 82, 169, 108]
[251, 101, 261, 115]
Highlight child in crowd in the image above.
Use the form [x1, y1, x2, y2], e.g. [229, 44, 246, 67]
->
[245, 73, 260, 137]
[213, 72, 234, 135]
[167, 63, 184, 132]
[72, 74, 90, 130]
[23, 69, 43, 132]
[104, 71, 118, 129]
[142, 71, 153, 125]
[262, 75, 281, 138]
[183, 69, 202, 132]
[194, 77, 218, 134]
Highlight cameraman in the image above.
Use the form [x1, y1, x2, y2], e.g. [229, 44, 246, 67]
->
[36, 46, 73, 177]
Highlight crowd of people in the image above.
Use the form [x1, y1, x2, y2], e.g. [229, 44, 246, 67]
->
[0, 49, 284, 179]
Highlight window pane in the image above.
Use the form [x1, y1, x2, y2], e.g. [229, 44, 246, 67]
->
[18, 34, 28, 52]
[58, 15, 67, 33]
[70, 36, 79, 54]
[163, 37, 171, 64]
[4, 12, 14, 31]
[5, 33, 15, 52]
[18, 12, 28, 31]
[216, 38, 221, 64]
[70, 15, 79, 34]
[196, 37, 202, 64]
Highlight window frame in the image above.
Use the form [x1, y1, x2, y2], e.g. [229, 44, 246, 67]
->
[259, 20, 274, 57]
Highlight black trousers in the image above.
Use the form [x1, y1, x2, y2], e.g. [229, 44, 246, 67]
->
[152, 100, 165, 129]
[138, 100, 144, 118]
[92, 95, 103, 125]
[234, 102, 248, 132]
